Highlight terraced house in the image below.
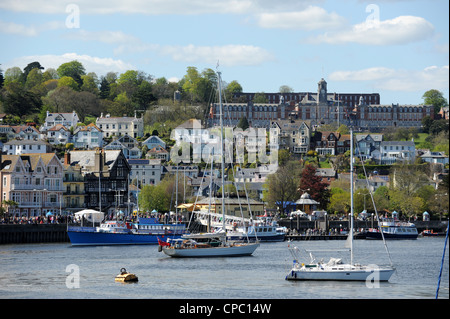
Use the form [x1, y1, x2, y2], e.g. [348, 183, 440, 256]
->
[0, 153, 64, 217]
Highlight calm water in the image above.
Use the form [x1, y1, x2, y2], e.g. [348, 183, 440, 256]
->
[0, 238, 448, 299]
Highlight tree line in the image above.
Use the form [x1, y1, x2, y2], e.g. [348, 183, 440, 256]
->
[263, 159, 449, 221]
[0, 61, 245, 128]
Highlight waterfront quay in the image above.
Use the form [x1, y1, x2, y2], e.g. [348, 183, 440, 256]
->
[0, 220, 447, 244]
[0, 224, 69, 244]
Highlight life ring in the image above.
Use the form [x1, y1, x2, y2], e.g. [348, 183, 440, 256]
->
[120, 268, 127, 274]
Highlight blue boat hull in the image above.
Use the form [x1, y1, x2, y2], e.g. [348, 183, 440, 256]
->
[365, 231, 418, 240]
[227, 234, 285, 242]
[67, 229, 183, 246]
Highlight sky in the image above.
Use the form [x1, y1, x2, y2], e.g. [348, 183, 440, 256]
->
[0, 0, 448, 105]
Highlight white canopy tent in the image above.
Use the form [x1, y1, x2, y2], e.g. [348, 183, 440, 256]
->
[74, 210, 105, 226]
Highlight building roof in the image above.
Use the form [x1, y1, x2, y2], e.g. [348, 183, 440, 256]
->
[1, 153, 60, 172]
[4, 139, 49, 146]
[355, 134, 383, 142]
[68, 150, 122, 170]
[380, 141, 415, 147]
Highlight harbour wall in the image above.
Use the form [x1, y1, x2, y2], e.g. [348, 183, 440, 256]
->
[0, 224, 69, 244]
[278, 219, 448, 233]
[0, 220, 447, 245]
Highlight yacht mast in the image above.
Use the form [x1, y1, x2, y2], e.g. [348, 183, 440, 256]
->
[217, 71, 226, 233]
[350, 128, 354, 266]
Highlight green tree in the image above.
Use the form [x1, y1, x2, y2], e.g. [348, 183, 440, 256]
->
[1, 84, 41, 116]
[57, 60, 86, 87]
[262, 162, 300, 215]
[112, 92, 134, 116]
[57, 76, 79, 91]
[422, 89, 448, 114]
[0, 68, 4, 89]
[253, 92, 268, 103]
[327, 189, 350, 215]
[237, 117, 249, 130]
[99, 76, 110, 99]
[25, 68, 43, 90]
[225, 80, 243, 101]
[4, 67, 24, 86]
[279, 85, 293, 93]
[81, 74, 99, 95]
[22, 61, 44, 82]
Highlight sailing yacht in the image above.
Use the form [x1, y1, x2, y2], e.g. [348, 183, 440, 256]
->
[159, 70, 259, 257]
[285, 129, 395, 281]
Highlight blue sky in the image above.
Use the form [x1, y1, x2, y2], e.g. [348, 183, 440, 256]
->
[1, 0, 448, 105]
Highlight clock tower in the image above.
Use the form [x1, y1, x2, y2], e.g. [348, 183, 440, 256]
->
[317, 78, 327, 104]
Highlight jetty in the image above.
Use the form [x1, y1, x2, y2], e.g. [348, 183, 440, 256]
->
[285, 233, 367, 241]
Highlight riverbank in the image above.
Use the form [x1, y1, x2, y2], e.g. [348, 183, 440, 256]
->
[0, 220, 447, 244]
[278, 218, 448, 234]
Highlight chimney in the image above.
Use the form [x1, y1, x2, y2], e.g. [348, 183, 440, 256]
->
[95, 148, 102, 173]
[64, 151, 71, 165]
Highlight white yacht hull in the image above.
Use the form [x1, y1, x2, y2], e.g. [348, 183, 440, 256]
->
[162, 243, 260, 258]
[286, 265, 395, 281]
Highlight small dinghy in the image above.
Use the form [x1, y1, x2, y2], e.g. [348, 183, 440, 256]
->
[115, 268, 138, 283]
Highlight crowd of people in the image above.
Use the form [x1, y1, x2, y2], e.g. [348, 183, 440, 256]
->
[0, 214, 74, 225]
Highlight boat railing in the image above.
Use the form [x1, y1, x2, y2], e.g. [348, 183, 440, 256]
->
[67, 226, 97, 233]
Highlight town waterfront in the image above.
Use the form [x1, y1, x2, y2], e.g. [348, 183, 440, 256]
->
[0, 238, 448, 299]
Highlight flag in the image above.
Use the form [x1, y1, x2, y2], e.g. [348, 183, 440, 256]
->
[157, 237, 170, 246]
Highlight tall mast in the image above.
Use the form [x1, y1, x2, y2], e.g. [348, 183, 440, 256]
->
[217, 71, 226, 233]
[350, 128, 354, 266]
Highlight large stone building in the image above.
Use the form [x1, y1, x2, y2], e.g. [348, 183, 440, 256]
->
[209, 78, 433, 129]
[350, 97, 434, 130]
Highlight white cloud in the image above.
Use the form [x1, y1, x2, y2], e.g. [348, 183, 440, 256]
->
[0, 19, 64, 36]
[0, 0, 325, 15]
[158, 44, 274, 67]
[63, 29, 273, 66]
[256, 6, 346, 30]
[311, 16, 434, 45]
[4, 53, 135, 75]
[330, 65, 449, 92]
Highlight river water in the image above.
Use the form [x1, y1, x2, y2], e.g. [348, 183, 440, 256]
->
[0, 238, 448, 300]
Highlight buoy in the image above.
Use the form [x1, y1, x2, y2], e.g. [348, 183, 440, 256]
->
[115, 268, 138, 283]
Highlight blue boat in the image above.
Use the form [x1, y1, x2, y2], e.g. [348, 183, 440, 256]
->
[67, 217, 187, 246]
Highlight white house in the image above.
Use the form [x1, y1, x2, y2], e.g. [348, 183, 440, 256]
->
[377, 141, 416, 165]
[46, 124, 71, 145]
[420, 150, 449, 165]
[142, 135, 166, 150]
[3, 139, 52, 155]
[105, 134, 141, 159]
[72, 123, 103, 149]
[41, 111, 80, 132]
[96, 112, 144, 139]
[6, 125, 43, 141]
[128, 158, 163, 187]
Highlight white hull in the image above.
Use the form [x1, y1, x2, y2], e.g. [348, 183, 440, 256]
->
[286, 264, 395, 281]
[162, 243, 260, 258]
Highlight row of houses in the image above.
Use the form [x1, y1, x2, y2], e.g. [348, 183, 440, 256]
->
[0, 111, 148, 154]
